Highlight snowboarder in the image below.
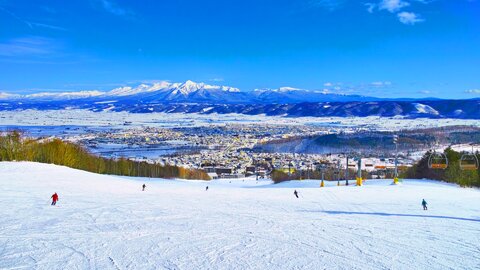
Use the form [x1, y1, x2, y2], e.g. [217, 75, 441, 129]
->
[206, 186, 209, 191]
[142, 184, 146, 191]
[294, 190, 299, 198]
[51, 192, 59, 206]
[422, 199, 428, 210]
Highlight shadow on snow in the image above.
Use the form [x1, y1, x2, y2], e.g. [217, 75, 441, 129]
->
[303, 210, 480, 222]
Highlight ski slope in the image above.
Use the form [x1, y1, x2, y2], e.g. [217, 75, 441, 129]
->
[0, 162, 479, 270]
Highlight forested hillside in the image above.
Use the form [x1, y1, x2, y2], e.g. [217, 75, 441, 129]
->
[0, 132, 210, 180]
[402, 148, 480, 187]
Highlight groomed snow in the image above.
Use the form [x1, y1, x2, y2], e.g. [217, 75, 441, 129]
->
[0, 162, 479, 269]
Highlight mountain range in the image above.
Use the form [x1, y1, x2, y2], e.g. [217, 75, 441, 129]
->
[0, 80, 479, 119]
[0, 80, 378, 103]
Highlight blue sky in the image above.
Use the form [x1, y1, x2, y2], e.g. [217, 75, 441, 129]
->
[0, 0, 479, 98]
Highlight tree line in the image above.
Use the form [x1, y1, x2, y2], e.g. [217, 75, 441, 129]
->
[0, 131, 210, 180]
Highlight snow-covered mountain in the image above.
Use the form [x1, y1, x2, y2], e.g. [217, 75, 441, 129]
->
[27, 90, 105, 100]
[0, 92, 20, 99]
[1, 80, 479, 119]
[0, 90, 103, 100]
[0, 80, 375, 104]
[124, 80, 246, 104]
[251, 87, 377, 103]
[106, 80, 240, 98]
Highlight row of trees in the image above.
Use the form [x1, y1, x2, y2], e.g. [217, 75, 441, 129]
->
[0, 131, 210, 180]
[401, 148, 480, 187]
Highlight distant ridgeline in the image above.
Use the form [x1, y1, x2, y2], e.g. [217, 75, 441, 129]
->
[401, 149, 480, 187]
[0, 132, 210, 180]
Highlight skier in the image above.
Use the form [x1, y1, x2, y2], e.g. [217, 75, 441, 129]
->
[294, 190, 299, 198]
[422, 199, 428, 210]
[206, 186, 209, 191]
[142, 184, 146, 191]
[51, 192, 59, 206]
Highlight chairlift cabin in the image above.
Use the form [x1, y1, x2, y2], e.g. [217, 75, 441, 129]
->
[428, 152, 448, 169]
[459, 152, 479, 171]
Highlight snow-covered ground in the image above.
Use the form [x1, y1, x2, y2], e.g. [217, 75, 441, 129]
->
[0, 162, 479, 270]
[1, 109, 479, 130]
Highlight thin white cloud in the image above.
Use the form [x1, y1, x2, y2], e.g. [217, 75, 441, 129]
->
[365, 3, 377, 13]
[0, 36, 95, 64]
[379, 0, 410, 13]
[308, 0, 346, 11]
[30, 22, 67, 31]
[370, 81, 392, 87]
[0, 6, 66, 31]
[318, 81, 394, 95]
[397, 11, 424, 24]
[465, 89, 480, 94]
[366, 0, 433, 25]
[0, 37, 59, 57]
[41, 6, 57, 14]
[0, 6, 32, 28]
[99, 0, 132, 17]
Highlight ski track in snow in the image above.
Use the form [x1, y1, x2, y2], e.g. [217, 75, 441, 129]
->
[0, 162, 479, 270]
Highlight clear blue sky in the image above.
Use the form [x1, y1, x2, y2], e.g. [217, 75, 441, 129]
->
[0, 0, 479, 98]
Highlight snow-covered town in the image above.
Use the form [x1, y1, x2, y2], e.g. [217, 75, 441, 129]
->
[2, 110, 479, 180]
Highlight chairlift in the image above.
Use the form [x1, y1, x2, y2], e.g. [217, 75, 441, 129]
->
[459, 152, 479, 171]
[428, 151, 448, 169]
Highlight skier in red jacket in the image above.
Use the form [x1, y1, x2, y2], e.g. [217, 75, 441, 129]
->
[51, 192, 59, 206]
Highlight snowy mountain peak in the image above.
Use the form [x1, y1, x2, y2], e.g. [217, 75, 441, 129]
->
[176, 80, 204, 95]
[32, 90, 105, 99]
[278, 87, 302, 92]
[254, 87, 303, 93]
[171, 80, 240, 95]
[183, 80, 197, 88]
[222, 86, 240, 92]
[5, 90, 105, 100]
[179, 80, 240, 93]
[149, 81, 172, 91]
[108, 81, 174, 96]
[0, 92, 20, 99]
[413, 103, 440, 115]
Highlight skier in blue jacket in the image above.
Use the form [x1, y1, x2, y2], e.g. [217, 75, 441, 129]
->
[422, 199, 428, 210]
